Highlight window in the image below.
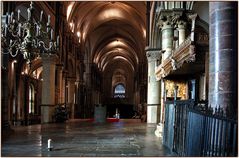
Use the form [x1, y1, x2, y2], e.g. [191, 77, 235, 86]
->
[114, 84, 125, 98]
[29, 84, 35, 114]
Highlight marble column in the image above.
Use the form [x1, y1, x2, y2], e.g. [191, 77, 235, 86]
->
[161, 23, 173, 61]
[41, 54, 57, 123]
[209, 2, 237, 116]
[177, 21, 186, 45]
[146, 48, 161, 123]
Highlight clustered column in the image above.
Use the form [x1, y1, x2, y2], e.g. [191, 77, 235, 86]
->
[146, 48, 161, 123]
[209, 2, 237, 116]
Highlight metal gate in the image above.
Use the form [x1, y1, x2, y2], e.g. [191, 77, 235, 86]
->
[185, 107, 238, 156]
[163, 100, 237, 156]
[173, 100, 194, 156]
[163, 101, 174, 151]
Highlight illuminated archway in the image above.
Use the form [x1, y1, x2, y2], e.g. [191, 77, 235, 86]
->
[113, 84, 125, 98]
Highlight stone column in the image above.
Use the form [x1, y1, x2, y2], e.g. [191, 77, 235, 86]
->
[189, 14, 197, 42]
[209, 2, 237, 116]
[1, 54, 11, 129]
[177, 21, 186, 45]
[68, 78, 76, 119]
[62, 72, 66, 104]
[161, 22, 173, 61]
[173, 29, 179, 49]
[56, 65, 63, 103]
[41, 54, 57, 123]
[146, 48, 161, 123]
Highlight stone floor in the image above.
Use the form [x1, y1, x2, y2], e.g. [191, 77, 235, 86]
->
[2, 119, 175, 157]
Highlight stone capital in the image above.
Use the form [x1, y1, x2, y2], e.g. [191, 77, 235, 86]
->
[158, 11, 185, 30]
[146, 48, 163, 62]
[177, 20, 187, 29]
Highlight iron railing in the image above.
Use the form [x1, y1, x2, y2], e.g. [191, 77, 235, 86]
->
[163, 100, 238, 157]
[185, 106, 238, 157]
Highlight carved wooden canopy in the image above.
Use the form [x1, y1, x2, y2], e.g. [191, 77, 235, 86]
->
[155, 36, 196, 80]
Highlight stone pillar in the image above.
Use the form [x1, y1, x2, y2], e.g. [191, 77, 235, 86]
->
[1, 54, 11, 129]
[173, 29, 179, 49]
[62, 72, 66, 104]
[189, 14, 197, 42]
[160, 79, 165, 123]
[41, 54, 57, 123]
[209, 2, 237, 116]
[177, 21, 186, 45]
[56, 65, 63, 103]
[68, 78, 75, 119]
[146, 48, 161, 123]
[161, 22, 173, 61]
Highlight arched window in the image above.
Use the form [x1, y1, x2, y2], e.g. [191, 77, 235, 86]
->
[114, 84, 125, 98]
[29, 84, 35, 114]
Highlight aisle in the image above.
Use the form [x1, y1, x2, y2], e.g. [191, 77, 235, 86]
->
[2, 120, 175, 157]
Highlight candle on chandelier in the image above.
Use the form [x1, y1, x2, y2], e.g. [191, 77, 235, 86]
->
[17, 10, 20, 21]
[40, 11, 43, 22]
[27, 8, 31, 20]
[48, 15, 51, 24]
[57, 36, 59, 46]
[36, 26, 39, 36]
[5, 12, 9, 24]
[50, 29, 53, 40]
[11, 12, 14, 23]
[4, 24, 7, 36]
[18, 23, 21, 36]
[39, 26, 41, 36]
[8, 14, 11, 24]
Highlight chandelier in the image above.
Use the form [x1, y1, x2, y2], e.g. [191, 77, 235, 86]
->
[1, 1, 59, 64]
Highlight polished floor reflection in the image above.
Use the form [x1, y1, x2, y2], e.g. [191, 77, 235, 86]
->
[2, 120, 175, 157]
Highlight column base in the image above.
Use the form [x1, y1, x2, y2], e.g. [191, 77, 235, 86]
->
[154, 123, 163, 138]
[41, 106, 55, 123]
[147, 106, 158, 123]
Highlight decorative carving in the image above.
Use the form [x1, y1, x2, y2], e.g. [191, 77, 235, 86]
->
[155, 35, 196, 80]
[146, 50, 162, 62]
[197, 33, 209, 45]
[160, 67, 166, 78]
[186, 45, 196, 62]
[177, 20, 187, 29]
[170, 57, 177, 70]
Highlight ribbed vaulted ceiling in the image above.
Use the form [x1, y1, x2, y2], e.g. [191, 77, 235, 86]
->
[66, 2, 146, 73]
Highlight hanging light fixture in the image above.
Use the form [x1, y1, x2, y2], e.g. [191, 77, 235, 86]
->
[1, 1, 59, 64]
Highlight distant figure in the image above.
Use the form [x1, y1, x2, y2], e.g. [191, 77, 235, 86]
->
[141, 112, 147, 122]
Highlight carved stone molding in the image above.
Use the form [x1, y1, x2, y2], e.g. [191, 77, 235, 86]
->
[155, 36, 196, 80]
[170, 57, 177, 70]
[146, 48, 163, 62]
[157, 10, 186, 30]
[177, 20, 187, 29]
